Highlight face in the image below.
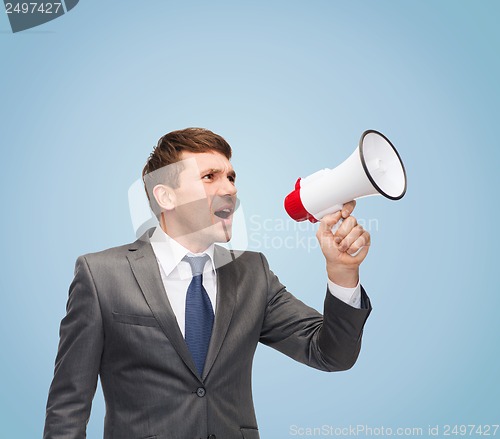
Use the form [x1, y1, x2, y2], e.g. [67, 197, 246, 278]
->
[159, 151, 237, 252]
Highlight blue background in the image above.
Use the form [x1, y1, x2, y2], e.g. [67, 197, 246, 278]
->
[1, 1, 499, 437]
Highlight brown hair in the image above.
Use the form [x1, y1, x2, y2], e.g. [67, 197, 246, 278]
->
[142, 127, 232, 215]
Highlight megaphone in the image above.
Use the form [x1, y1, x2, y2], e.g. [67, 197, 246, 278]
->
[284, 130, 407, 222]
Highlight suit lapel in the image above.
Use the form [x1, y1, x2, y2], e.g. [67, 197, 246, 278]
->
[202, 246, 238, 380]
[126, 236, 199, 380]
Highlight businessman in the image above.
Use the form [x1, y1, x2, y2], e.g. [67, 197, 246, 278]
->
[44, 128, 372, 439]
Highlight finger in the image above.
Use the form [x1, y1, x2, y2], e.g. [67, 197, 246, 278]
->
[334, 216, 358, 241]
[346, 231, 371, 255]
[337, 224, 365, 252]
[318, 211, 343, 235]
[342, 200, 356, 219]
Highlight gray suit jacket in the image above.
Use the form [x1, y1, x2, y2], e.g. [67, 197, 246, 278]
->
[44, 232, 371, 439]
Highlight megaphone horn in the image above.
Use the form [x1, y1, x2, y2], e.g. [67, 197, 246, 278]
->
[284, 130, 407, 222]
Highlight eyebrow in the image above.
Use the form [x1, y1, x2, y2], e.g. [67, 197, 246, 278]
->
[201, 168, 236, 180]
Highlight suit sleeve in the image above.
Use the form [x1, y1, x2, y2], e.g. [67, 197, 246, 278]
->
[258, 253, 371, 372]
[43, 256, 104, 439]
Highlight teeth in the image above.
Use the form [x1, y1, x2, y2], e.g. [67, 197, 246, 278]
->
[215, 208, 232, 219]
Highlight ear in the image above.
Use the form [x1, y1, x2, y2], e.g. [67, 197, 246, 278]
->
[153, 184, 176, 211]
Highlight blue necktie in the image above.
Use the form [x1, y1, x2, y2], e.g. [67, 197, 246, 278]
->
[184, 255, 214, 376]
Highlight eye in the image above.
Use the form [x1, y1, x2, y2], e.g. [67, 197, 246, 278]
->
[228, 175, 235, 183]
[202, 173, 214, 181]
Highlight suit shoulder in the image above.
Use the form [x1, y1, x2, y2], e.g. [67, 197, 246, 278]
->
[77, 238, 146, 267]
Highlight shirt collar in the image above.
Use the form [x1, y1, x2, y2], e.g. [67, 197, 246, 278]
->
[149, 226, 215, 277]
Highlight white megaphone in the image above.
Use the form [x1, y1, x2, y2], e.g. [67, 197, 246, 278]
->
[284, 130, 407, 222]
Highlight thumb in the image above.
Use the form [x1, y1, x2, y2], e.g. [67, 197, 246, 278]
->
[319, 211, 343, 235]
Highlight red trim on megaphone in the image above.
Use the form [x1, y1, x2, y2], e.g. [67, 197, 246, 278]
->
[294, 177, 301, 190]
[284, 180, 317, 223]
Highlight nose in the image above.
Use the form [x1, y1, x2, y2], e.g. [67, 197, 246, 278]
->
[220, 176, 237, 197]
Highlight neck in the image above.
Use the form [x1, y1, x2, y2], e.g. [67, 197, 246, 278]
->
[160, 216, 211, 254]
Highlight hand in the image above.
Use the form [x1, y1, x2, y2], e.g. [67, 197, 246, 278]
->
[316, 201, 371, 287]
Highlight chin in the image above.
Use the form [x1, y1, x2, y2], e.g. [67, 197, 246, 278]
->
[215, 230, 232, 243]
[212, 223, 232, 243]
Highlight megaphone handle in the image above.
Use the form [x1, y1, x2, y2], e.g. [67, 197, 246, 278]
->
[315, 203, 344, 221]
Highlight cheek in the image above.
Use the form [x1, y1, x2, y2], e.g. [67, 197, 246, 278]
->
[176, 198, 212, 223]
[176, 183, 207, 204]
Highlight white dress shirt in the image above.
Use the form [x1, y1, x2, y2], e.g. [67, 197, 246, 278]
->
[150, 226, 361, 337]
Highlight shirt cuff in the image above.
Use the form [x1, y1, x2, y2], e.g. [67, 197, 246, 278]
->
[327, 278, 362, 309]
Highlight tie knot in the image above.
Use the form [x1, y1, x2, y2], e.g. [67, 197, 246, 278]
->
[184, 255, 210, 277]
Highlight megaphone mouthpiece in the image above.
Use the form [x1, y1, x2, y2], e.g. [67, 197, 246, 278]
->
[284, 178, 318, 222]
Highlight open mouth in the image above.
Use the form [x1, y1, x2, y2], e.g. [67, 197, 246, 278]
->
[214, 207, 234, 219]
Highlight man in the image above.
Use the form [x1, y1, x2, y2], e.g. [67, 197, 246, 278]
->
[44, 128, 372, 439]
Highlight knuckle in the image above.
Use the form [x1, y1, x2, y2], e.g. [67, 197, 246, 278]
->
[346, 217, 357, 228]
